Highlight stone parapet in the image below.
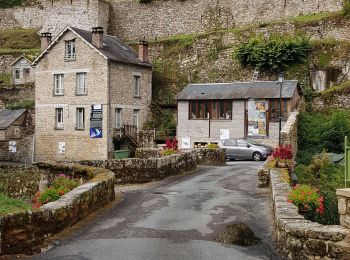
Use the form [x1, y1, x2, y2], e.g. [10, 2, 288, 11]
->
[257, 160, 270, 188]
[0, 162, 115, 255]
[280, 111, 299, 160]
[269, 169, 350, 259]
[336, 188, 350, 229]
[80, 148, 226, 184]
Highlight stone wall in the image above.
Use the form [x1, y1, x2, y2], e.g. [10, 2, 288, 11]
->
[109, 0, 342, 40]
[79, 148, 226, 183]
[0, 84, 35, 107]
[0, 161, 115, 255]
[0, 0, 110, 37]
[280, 111, 299, 159]
[313, 94, 350, 111]
[336, 188, 350, 229]
[0, 55, 20, 74]
[267, 168, 350, 259]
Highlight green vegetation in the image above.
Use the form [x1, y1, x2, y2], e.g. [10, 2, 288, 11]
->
[51, 176, 79, 192]
[297, 110, 350, 165]
[291, 11, 341, 25]
[38, 188, 61, 204]
[0, 193, 31, 215]
[0, 29, 40, 55]
[0, 73, 11, 85]
[295, 152, 344, 224]
[344, 0, 350, 17]
[234, 34, 311, 72]
[319, 80, 350, 101]
[6, 99, 34, 110]
[0, 0, 23, 8]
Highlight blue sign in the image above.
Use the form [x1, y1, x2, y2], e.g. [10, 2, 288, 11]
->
[90, 128, 102, 138]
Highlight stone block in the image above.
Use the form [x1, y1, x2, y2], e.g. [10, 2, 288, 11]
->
[338, 197, 347, 215]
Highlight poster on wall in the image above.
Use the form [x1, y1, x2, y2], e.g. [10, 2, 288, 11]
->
[219, 129, 230, 140]
[181, 137, 191, 149]
[247, 100, 268, 137]
[9, 141, 16, 153]
[58, 142, 65, 155]
[90, 104, 103, 138]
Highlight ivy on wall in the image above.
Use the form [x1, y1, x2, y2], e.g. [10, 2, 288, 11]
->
[234, 34, 311, 72]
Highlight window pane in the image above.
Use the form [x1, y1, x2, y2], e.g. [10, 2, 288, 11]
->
[56, 108, 63, 128]
[190, 101, 197, 119]
[76, 108, 84, 129]
[115, 108, 122, 128]
[204, 101, 209, 119]
[211, 101, 218, 119]
[134, 76, 140, 96]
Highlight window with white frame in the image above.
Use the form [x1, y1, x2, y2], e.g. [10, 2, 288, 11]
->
[55, 108, 64, 129]
[76, 73, 87, 95]
[14, 69, 20, 79]
[133, 75, 141, 97]
[65, 40, 76, 60]
[115, 108, 122, 129]
[54, 74, 64, 95]
[76, 108, 85, 129]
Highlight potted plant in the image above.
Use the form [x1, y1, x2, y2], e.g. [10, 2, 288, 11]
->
[271, 145, 293, 168]
[287, 184, 324, 215]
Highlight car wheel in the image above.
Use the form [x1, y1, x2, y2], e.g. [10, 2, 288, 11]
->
[252, 152, 262, 161]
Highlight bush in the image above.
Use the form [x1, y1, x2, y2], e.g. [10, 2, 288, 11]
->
[160, 149, 177, 156]
[38, 188, 61, 204]
[272, 145, 293, 161]
[207, 143, 219, 149]
[6, 99, 34, 110]
[344, 0, 350, 17]
[297, 110, 350, 165]
[165, 137, 178, 150]
[288, 184, 324, 215]
[52, 175, 79, 191]
[234, 34, 311, 72]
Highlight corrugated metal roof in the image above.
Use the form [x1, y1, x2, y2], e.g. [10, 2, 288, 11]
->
[0, 109, 26, 129]
[176, 80, 298, 100]
[71, 27, 152, 67]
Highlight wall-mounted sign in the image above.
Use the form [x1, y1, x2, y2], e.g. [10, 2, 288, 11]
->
[90, 104, 103, 138]
[220, 129, 230, 140]
[58, 142, 65, 155]
[181, 137, 191, 149]
[247, 100, 268, 137]
[9, 141, 16, 153]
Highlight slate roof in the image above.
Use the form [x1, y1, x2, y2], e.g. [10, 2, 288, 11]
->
[176, 80, 298, 100]
[0, 109, 26, 130]
[32, 27, 151, 68]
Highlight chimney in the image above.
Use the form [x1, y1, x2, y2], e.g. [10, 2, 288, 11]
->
[92, 27, 104, 49]
[40, 32, 52, 51]
[138, 40, 149, 63]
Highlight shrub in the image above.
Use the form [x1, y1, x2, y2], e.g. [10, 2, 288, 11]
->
[0, 193, 31, 214]
[288, 184, 324, 215]
[38, 188, 60, 204]
[52, 175, 79, 191]
[165, 137, 178, 150]
[160, 148, 177, 156]
[207, 143, 219, 149]
[6, 99, 35, 110]
[272, 145, 293, 161]
[344, 0, 350, 17]
[234, 34, 311, 72]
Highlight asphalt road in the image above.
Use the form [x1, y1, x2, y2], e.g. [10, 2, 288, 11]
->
[30, 161, 284, 260]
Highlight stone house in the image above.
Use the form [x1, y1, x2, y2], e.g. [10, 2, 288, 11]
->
[11, 55, 35, 85]
[32, 26, 152, 162]
[0, 109, 34, 163]
[176, 81, 300, 148]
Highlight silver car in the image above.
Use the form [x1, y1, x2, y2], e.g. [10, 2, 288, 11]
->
[218, 138, 273, 161]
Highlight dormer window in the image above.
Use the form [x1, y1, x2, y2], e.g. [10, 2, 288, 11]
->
[65, 40, 76, 60]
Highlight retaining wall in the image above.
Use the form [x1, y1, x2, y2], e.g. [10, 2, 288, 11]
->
[280, 111, 299, 160]
[267, 168, 350, 259]
[80, 148, 226, 183]
[0, 162, 115, 255]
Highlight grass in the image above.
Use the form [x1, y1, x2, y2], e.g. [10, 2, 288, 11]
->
[0, 0, 23, 8]
[0, 48, 40, 55]
[291, 11, 341, 24]
[6, 99, 35, 110]
[0, 28, 40, 50]
[320, 80, 350, 101]
[0, 193, 31, 215]
[0, 73, 11, 85]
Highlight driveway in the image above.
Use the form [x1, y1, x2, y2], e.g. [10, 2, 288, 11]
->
[30, 161, 284, 260]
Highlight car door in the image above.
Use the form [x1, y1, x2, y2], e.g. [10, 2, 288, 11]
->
[224, 139, 237, 159]
[236, 139, 253, 160]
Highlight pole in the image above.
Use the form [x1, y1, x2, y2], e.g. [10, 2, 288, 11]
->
[279, 81, 282, 146]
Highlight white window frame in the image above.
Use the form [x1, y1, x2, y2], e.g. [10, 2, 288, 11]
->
[55, 108, 64, 129]
[76, 108, 85, 130]
[133, 74, 141, 97]
[65, 40, 76, 60]
[54, 74, 64, 95]
[76, 73, 87, 95]
[115, 108, 122, 129]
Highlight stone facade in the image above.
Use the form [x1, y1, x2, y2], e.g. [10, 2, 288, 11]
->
[0, 0, 110, 37]
[33, 28, 152, 162]
[313, 94, 350, 111]
[336, 189, 350, 229]
[11, 56, 35, 85]
[0, 161, 115, 255]
[79, 148, 226, 183]
[269, 168, 350, 259]
[0, 84, 34, 107]
[280, 111, 299, 159]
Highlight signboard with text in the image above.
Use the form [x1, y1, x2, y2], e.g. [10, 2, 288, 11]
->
[90, 104, 103, 138]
